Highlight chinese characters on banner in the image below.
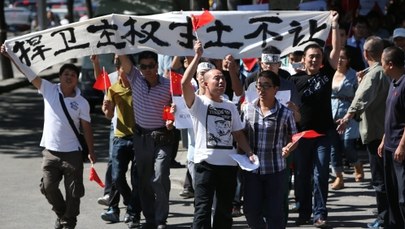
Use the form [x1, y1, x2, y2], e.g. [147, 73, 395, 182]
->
[4, 11, 331, 79]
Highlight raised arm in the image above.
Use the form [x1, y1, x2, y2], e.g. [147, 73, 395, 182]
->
[1, 44, 42, 89]
[181, 40, 203, 108]
[327, 11, 341, 69]
[224, 54, 243, 97]
[90, 55, 101, 79]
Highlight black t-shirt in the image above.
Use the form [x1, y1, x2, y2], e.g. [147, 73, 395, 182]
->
[289, 63, 335, 134]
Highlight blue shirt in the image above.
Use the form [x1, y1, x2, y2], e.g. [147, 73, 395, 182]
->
[331, 68, 360, 140]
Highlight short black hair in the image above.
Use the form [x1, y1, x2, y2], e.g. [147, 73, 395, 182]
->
[59, 63, 80, 77]
[138, 51, 158, 63]
[262, 45, 281, 54]
[257, 70, 280, 87]
[303, 43, 324, 56]
[383, 46, 405, 68]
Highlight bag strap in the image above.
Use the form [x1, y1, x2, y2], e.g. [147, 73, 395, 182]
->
[58, 92, 82, 141]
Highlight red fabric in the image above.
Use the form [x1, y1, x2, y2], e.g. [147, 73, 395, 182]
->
[292, 130, 324, 143]
[89, 166, 105, 188]
[191, 10, 215, 31]
[162, 105, 175, 121]
[93, 68, 111, 91]
[242, 58, 258, 71]
[170, 71, 183, 96]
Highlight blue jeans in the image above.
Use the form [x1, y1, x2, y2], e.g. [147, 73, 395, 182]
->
[193, 161, 237, 229]
[295, 132, 331, 222]
[110, 136, 141, 217]
[103, 123, 114, 196]
[243, 169, 287, 229]
[330, 128, 359, 173]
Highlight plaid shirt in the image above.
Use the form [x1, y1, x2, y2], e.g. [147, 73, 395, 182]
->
[242, 99, 297, 174]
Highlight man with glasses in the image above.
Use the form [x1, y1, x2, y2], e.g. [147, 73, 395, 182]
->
[118, 51, 173, 229]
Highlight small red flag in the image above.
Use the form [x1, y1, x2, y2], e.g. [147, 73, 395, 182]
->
[93, 67, 111, 92]
[89, 166, 105, 188]
[191, 10, 215, 31]
[242, 58, 258, 72]
[170, 71, 183, 96]
[292, 130, 324, 142]
[163, 105, 175, 121]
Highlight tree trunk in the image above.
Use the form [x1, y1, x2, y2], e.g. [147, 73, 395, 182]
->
[0, 1, 14, 79]
[85, 0, 94, 18]
[67, 0, 74, 23]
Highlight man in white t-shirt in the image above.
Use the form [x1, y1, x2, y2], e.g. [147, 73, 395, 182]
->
[1, 44, 96, 229]
[181, 40, 254, 229]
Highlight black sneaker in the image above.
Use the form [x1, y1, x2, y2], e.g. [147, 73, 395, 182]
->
[55, 218, 62, 229]
[128, 219, 141, 229]
[295, 218, 311, 226]
[171, 161, 185, 168]
[179, 189, 194, 198]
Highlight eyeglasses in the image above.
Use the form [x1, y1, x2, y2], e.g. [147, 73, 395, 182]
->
[255, 83, 273, 90]
[139, 63, 156, 70]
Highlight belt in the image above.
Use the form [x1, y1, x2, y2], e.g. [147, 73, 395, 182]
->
[331, 96, 354, 102]
[135, 124, 167, 135]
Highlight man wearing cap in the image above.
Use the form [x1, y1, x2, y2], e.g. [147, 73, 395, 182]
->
[182, 40, 254, 229]
[393, 27, 405, 51]
[244, 46, 301, 122]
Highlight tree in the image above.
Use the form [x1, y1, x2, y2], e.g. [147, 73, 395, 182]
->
[0, 0, 14, 80]
[85, 0, 94, 18]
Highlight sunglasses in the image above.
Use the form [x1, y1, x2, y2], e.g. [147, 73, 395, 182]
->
[255, 83, 274, 90]
[139, 63, 156, 70]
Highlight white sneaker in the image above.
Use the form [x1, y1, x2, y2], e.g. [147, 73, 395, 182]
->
[97, 194, 109, 206]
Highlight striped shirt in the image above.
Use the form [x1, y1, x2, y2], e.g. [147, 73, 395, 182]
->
[242, 99, 297, 174]
[127, 67, 171, 129]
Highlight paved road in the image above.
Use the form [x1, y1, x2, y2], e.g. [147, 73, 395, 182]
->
[0, 83, 379, 229]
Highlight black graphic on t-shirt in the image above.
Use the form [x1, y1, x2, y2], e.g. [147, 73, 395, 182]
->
[206, 105, 233, 149]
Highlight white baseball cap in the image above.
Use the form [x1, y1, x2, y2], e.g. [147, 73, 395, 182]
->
[393, 28, 405, 40]
[197, 62, 215, 74]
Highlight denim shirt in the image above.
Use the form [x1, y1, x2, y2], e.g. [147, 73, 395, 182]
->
[331, 68, 360, 140]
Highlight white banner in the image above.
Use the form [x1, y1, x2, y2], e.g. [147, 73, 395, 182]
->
[4, 11, 331, 79]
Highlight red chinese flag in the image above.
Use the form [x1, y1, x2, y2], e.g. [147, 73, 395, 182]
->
[89, 166, 105, 188]
[191, 10, 215, 31]
[170, 71, 183, 96]
[93, 67, 111, 91]
[292, 130, 324, 142]
[163, 105, 175, 121]
[242, 58, 258, 72]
